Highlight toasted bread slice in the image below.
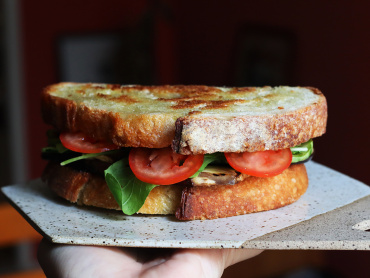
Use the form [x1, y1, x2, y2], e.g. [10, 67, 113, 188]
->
[42, 83, 327, 153]
[42, 162, 308, 220]
[42, 162, 185, 214]
[176, 164, 308, 220]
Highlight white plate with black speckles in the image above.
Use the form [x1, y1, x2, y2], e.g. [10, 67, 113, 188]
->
[2, 161, 370, 249]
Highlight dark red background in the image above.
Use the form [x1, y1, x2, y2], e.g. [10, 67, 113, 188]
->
[17, 1, 370, 277]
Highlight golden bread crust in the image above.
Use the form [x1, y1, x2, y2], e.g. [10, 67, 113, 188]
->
[42, 162, 308, 220]
[42, 161, 90, 203]
[42, 83, 327, 152]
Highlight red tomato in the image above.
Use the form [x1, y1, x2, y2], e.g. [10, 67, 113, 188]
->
[129, 147, 204, 185]
[224, 149, 292, 177]
[60, 132, 120, 153]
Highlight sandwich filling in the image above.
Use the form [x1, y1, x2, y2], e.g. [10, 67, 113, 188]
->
[42, 130, 314, 215]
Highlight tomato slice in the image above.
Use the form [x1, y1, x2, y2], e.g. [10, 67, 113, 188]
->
[60, 132, 120, 153]
[224, 149, 292, 177]
[129, 147, 204, 185]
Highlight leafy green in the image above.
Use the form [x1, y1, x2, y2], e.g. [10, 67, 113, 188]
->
[41, 130, 69, 154]
[104, 158, 158, 215]
[60, 150, 122, 166]
[190, 152, 227, 178]
[291, 139, 313, 163]
[42, 143, 69, 154]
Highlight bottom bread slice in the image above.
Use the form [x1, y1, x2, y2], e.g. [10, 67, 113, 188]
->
[42, 162, 308, 220]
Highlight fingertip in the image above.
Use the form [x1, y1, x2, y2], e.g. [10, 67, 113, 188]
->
[37, 238, 52, 265]
[37, 238, 59, 277]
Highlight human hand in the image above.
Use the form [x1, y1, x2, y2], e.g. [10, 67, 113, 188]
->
[38, 238, 262, 278]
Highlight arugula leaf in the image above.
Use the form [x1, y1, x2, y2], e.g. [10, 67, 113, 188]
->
[104, 158, 158, 215]
[190, 152, 227, 178]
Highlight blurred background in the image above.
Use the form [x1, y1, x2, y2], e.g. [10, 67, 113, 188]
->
[0, 0, 369, 277]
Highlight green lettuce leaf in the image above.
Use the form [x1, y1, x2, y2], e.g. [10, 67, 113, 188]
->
[104, 158, 158, 215]
[190, 152, 227, 178]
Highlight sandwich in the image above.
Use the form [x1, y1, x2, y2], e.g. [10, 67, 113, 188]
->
[41, 83, 327, 220]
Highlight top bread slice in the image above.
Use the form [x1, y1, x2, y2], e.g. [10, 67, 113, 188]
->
[41, 83, 327, 154]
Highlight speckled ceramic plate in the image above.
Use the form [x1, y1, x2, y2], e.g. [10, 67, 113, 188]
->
[2, 161, 370, 249]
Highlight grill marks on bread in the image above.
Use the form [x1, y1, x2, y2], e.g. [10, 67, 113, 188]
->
[96, 93, 138, 104]
[79, 84, 255, 109]
[170, 99, 247, 110]
[156, 87, 250, 110]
